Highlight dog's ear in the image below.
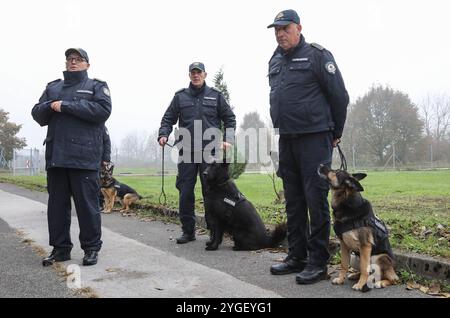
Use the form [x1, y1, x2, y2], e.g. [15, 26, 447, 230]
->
[344, 178, 364, 192]
[352, 173, 367, 181]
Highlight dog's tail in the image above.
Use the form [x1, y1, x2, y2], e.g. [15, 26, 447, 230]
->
[268, 222, 287, 247]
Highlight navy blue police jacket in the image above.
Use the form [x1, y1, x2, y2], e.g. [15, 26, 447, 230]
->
[268, 35, 349, 138]
[158, 84, 236, 151]
[102, 126, 111, 163]
[31, 70, 112, 171]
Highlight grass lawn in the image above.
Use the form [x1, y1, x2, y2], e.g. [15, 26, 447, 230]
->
[1, 169, 449, 259]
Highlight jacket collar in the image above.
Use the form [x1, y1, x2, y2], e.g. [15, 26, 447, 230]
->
[63, 70, 88, 86]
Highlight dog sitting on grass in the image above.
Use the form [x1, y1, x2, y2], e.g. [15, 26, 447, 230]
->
[99, 162, 142, 213]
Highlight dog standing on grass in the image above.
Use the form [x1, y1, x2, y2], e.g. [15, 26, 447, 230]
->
[318, 165, 399, 291]
[99, 162, 142, 213]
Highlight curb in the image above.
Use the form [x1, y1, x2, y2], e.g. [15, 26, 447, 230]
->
[148, 206, 450, 283]
[0, 181, 448, 284]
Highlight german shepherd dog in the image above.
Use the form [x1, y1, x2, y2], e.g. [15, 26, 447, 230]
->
[100, 163, 142, 213]
[202, 161, 287, 251]
[318, 165, 399, 291]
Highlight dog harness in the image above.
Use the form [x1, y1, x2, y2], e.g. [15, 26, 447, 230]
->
[223, 192, 246, 208]
[333, 200, 394, 258]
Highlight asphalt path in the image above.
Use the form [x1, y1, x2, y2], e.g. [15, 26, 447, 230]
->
[0, 183, 427, 298]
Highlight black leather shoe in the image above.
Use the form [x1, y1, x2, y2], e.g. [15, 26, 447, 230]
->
[83, 250, 98, 266]
[176, 233, 196, 244]
[42, 249, 71, 267]
[270, 257, 307, 275]
[296, 265, 328, 284]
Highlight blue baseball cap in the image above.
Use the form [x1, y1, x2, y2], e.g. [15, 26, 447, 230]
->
[189, 62, 205, 72]
[267, 9, 300, 28]
[65, 48, 89, 63]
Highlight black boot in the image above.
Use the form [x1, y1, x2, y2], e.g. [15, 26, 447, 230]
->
[83, 250, 99, 266]
[270, 256, 307, 275]
[42, 249, 71, 267]
[296, 264, 328, 284]
[176, 232, 196, 244]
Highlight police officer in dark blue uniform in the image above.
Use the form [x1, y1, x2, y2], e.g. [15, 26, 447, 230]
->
[267, 10, 349, 284]
[32, 48, 112, 266]
[158, 62, 236, 244]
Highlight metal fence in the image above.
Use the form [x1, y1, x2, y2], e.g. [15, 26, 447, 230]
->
[12, 148, 42, 176]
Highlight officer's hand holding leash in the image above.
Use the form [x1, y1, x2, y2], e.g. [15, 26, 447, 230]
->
[158, 136, 168, 147]
[220, 141, 232, 150]
[332, 138, 341, 148]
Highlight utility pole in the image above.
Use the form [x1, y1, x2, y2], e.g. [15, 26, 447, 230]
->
[393, 143, 396, 170]
[430, 143, 433, 169]
[352, 144, 356, 171]
[13, 150, 16, 176]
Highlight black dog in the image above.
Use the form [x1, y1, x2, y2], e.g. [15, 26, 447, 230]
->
[202, 161, 286, 251]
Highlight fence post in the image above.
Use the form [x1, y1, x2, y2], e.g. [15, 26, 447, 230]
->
[29, 148, 33, 176]
[13, 150, 16, 176]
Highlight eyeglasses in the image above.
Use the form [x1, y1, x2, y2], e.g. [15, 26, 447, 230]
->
[66, 56, 86, 64]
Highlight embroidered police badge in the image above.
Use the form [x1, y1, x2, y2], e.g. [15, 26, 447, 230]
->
[325, 62, 336, 75]
[276, 12, 284, 20]
[102, 87, 110, 97]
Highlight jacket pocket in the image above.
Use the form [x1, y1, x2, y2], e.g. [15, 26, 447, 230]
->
[268, 66, 281, 87]
[202, 99, 218, 118]
[179, 101, 195, 121]
[287, 62, 314, 83]
[44, 136, 53, 160]
[67, 136, 98, 162]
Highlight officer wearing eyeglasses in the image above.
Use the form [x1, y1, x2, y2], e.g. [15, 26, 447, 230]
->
[32, 48, 112, 267]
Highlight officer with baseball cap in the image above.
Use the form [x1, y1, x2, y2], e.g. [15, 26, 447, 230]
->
[32, 48, 112, 267]
[158, 62, 236, 245]
[65, 48, 89, 63]
[267, 9, 300, 28]
[267, 9, 349, 284]
[189, 62, 205, 72]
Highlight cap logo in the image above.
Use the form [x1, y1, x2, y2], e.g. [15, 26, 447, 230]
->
[275, 12, 284, 20]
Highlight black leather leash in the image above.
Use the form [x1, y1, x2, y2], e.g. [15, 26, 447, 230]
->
[337, 143, 347, 171]
[159, 142, 173, 206]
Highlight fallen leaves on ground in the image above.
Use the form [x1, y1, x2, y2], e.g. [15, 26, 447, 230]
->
[406, 280, 450, 298]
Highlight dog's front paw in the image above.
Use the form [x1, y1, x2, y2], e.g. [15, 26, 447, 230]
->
[352, 282, 366, 291]
[205, 245, 218, 251]
[332, 277, 345, 285]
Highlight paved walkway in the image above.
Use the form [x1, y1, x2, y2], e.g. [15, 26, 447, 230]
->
[0, 184, 427, 298]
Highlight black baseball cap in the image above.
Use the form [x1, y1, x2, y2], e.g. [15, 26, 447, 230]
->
[267, 9, 300, 28]
[189, 62, 205, 72]
[65, 48, 89, 63]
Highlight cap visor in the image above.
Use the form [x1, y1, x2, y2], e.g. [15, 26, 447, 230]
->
[267, 20, 293, 28]
[190, 67, 204, 72]
[65, 48, 82, 57]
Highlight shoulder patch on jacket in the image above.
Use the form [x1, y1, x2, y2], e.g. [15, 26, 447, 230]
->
[93, 78, 107, 83]
[311, 42, 325, 51]
[47, 79, 61, 86]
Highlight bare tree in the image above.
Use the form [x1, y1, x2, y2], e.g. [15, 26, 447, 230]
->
[421, 94, 450, 141]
